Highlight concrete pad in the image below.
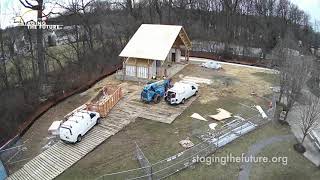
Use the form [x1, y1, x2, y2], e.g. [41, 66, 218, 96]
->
[304, 151, 320, 166]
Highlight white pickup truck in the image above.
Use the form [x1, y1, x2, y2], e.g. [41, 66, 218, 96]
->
[59, 110, 101, 143]
[165, 81, 198, 105]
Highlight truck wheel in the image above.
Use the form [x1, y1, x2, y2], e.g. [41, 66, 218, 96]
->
[181, 98, 185, 104]
[154, 94, 161, 104]
[77, 135, 82, 142]
[96, 118, 101, 125]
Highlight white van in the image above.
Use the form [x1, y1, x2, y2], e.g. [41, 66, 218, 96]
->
[165, 81, 198, 105]
[59, 110, 101, 143]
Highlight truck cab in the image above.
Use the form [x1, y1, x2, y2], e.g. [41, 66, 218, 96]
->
[59, 110, 100, 143]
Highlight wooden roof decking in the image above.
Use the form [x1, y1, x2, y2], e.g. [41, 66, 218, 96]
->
[119, 24, 191, 61]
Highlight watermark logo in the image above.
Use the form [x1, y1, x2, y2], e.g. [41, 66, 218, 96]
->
[13, 9, 62, 30]
[193, 153, 288, 166]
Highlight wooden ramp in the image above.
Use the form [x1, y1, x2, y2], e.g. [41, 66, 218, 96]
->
[7, 98, 136, 180]
[126, 91, 197, 124]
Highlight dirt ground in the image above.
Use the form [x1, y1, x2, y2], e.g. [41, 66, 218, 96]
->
[7, 63, 279, 179]
[174, 64, 276, 104]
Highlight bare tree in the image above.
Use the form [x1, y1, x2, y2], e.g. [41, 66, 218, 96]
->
[294, 94, 320, 152]
[282, 56, 312, 121]
[19, 0, 47, 88]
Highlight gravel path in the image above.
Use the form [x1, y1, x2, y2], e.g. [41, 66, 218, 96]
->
[238, 134, 294, 180]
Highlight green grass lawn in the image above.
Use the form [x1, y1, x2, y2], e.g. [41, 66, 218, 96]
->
[168, 123, 293, 180]
[250, 139, 320, 180]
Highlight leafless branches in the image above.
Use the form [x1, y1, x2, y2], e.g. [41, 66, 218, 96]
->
[298, 94, 320, 144]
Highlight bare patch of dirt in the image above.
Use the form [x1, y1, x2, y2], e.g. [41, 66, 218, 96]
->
[172, 64, 276, 104]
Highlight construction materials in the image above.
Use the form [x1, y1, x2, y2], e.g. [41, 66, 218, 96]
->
[191, 113, 207, 121]
[179, 138, 194, 149]
[208, 121, 257, 148]
[209, 108, 232, 121]
[255, 105, 267, 119]
[48, 121, 62, 136]
[141, 79, 171, 103]
[209, 123, 218, 130]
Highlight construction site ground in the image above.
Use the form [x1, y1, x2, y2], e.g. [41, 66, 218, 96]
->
[6, 62, 319, 180]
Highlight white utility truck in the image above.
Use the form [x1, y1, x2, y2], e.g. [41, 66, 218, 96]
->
[165, 81, 198, 105]
[59, 110, 101, 143]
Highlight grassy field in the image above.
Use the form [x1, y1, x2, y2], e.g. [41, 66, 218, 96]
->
[168, 123, 293, 180]
[249, 139, 320, 180]
[55, 64, 286, 180]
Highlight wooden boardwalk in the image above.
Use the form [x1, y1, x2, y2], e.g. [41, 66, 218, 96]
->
[127, 91, 197, 124]
[7, 95, 137, 180]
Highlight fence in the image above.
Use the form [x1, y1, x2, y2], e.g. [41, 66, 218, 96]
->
[96, 97, 277, 180]
[86, 85, 123, 117]
[63, 85, 123, 119]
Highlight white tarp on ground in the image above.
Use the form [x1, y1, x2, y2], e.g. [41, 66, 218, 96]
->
[119, 24, 183, 61]
[209, 108, 232, 121]
[191, 113, 207, 121]
[209, 123, 218, 130]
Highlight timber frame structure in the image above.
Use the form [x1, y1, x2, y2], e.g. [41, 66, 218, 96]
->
[118, 24, 192, 80]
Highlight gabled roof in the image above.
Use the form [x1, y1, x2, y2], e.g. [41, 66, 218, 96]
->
[119, 24, 191, 61]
